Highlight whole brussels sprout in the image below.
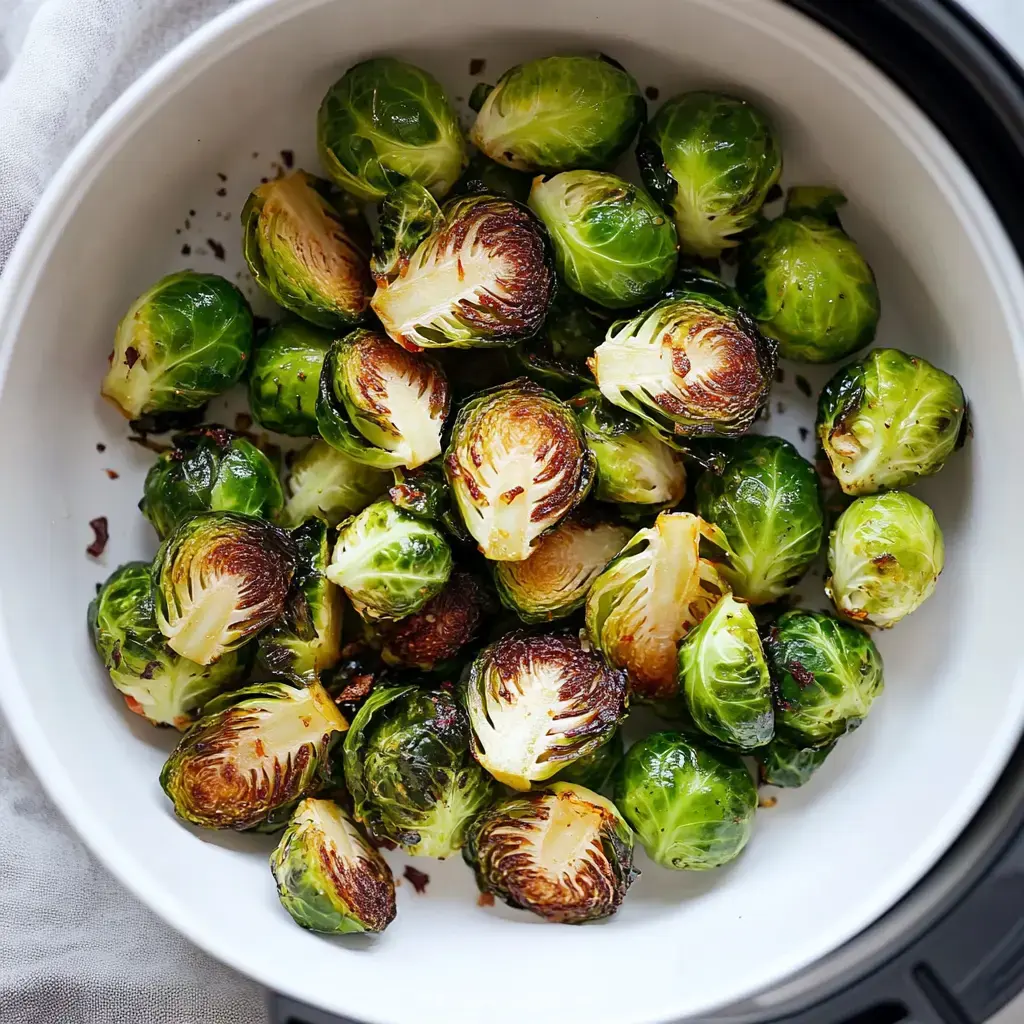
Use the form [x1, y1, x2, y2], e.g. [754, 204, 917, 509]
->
[571, 390, 686, 514]
[248, 320, 334, 436]
[160, 679, 347, 830]
[528, 171, 678, 309]
[589, 293, 776, 439]
[317, 58, 467, 203]
[271, 798, 396, 934]
[637, 90, 781, 259]
[553, 729, 623, 795]
[764, 610, 884, 745]
[464, 631, 628, 790]
[615, 731, 756, 870]
[327, 499, 452, 621]
[101, 271, 253, 419]
[585, 512, 727, 701]
[470, 55, 645, 173]
[444, 380, 594, 561]
[695, 435, 825, 604]
[370, 194, 554, 351]
[282, 439, 389, 528]
[154, 511, 296, 665]
[464, 783, 636, 923]
[678, 594, 773, 752]
[343, 683, 495, 857]
[316, 329, 451, 470]
[88, 561, 250, 729]
[493, 513, 631, 624]
[818, 348, 967, 495]
[757, 736, 836, 789]
[736, 187, 879, 362]
[370, 180, 442, 283]
[242, 171, 372, 330]
[140, 425, 284, 538]
[454, 150, 533, 204]
[826, 492, 944, 628]
[258, 519, 343, 685]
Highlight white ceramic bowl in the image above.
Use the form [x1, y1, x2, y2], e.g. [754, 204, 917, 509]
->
[2, 1, 1024, 1022]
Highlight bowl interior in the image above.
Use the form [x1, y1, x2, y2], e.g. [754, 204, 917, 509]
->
[1, 0, 1024, 1022]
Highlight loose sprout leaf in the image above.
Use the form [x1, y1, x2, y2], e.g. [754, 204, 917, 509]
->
[282, 439, 390, 528]
[372, 180, 443, 282]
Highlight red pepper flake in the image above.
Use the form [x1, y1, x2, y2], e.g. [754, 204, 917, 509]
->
[207, 239, 225, 261]
[280, 149, 295, 169]
[469, 58, 486, 75]
[795, 374, 812, 398]
[787, 660, 816, 688]
[96, 442, 106, 453]
[477, 891, 495, 908]
[254, 738, 266, 757]
[124, 346, 139, 368]
[104, 469, 119, 480]
[367, 833, 398, 852]
[336, 674, 375, 703]
[759, 796, 778, 809]
[404, 866, 430, 894]
[140, 660, 160, 680]
[189, 209, 196, 217]
[799, 426, 810, 442]
[215, 187, 227, 197]
[181, 243, 191, 256]
[217, 172, 227, 182]
[87, 517, 109, 558]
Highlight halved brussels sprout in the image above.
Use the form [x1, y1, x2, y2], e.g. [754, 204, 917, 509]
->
[371, 180, 442, 282]
[553, 729, 623, 795]
[343, 683, 495, 857]
[444, 380, 594, 561]
[817, 348, 967, 495]
[492, 513, 632, 624]
[327, 499, 452, 621]
[282, 439, 389, 528]
[757, 736, 836, 789]
[678, 594, 773, 752]
[242, 171, 372, 329]
[101, 271, 253, 419]
[695, 435, 825, 604]
[316, 329, 450, 470]
[529, 171, 678, 309]
[464, 782, 636, 923]
[572, 389, 687, 514]
[454, 150, 533, 204]
[248, 320, 334, 436]
[271, 797, 396, 934]
[615, 731, 756, 870]
[88, 561, 250, 729]
[826, 492, 943, 628]
[160, 679, 347, 830]
[464, 630, 628, 790]
[317, 58, 467, 203]
[736, 187, 879, 362]
[637, 91, 781, 258]
[585, 512, 727, 701]
[370, 194, 554, 351]
[140, 425, 284, 539]
[154, 511, 296, 665]
[589, 293, 776, 439]
[388, 460, 450, 522]
[470, 55, 645, 173]
[764, 609, 884, 745]
[258, 519, 343, 685]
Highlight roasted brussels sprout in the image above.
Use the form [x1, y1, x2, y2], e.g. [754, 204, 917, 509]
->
[343, 683, 495, 857]
[242, 171, 372, 330]
[371, 180, 442, 282]
[529, 171, 678, 309]
[615, 731, 756, 870]
[817, 348, 967, 495]
[317, 58, 467, 203]
[736, 187, 879, 362]
[140, 426, 284, 539]
[271, 797, 396, 934]
[637, 91, 781, 258]
[826, 492, 943, 628]
[327, 500, 452, 621]
[258, 518, 343, 684]
[88, 561, 250, 729]
[455, 150, 533, 204]
[470, 55, 645, 173]
[589, 293, 776, 439]
[585, 512, 727, 701]
[101, 271, 253, 419]
[492, 513, 631, 624]
[764, 610, 884, 745]
[160, 679, 347, 830]
[757, 736, 836, 789]
[464, 631, 628, 790]
[464, 783, 636, 923]
[572, 390, 686, 514]
[669, 263, 744, 308]
[154, 511, 296, 665]
[388, 460, 450, 522]
[678, 594, 773, 752]
[282, 439, 389, 528]
[248, 320, 334, 436]
[370, 194, 554, 351]
[316, 329, 450, 470]
[553, 729, 623, 794]
[444, 380, 594, 561]
[695, 435, 825, 604]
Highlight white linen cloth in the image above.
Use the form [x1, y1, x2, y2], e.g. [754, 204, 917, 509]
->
[0, 1, 1021, 1022]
